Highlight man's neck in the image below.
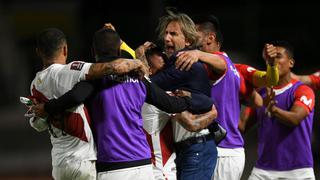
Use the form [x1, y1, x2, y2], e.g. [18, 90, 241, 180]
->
[278, 72, 292, 86]
[43, 56, 66, 69]
[205, 45, 220, 54]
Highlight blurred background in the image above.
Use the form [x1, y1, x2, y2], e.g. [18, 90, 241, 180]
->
[0, 0, 319, 179]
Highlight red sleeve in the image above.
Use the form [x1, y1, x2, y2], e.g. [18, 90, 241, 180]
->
[203, 52, 228, 81]
[309, 75, 320, 90]
[239, 73, 254, 100]
[235, 64, 257, 85]
[293, 85, 315, 113]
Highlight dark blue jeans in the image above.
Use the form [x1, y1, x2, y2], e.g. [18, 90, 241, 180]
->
[175, 139, 217, 180]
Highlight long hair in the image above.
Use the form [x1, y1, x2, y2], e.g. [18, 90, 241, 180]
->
[157, 9, 198, 48]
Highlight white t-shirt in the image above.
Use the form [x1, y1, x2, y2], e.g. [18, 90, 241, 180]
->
[29, 61, 96, 166]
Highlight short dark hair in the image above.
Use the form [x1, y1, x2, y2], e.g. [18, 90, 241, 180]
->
[145, 46, 168, 64]
[270, 40, 294, 59]
[193, 14, 224, 46]
[36, 28, 66, 59]
[92, 28, 121, 58]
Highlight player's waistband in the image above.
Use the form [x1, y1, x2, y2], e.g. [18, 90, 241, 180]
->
[175, 134, 214, 152]
[97, 158, 151, 172]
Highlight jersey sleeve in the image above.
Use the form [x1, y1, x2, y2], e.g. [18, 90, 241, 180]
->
[309, 75, 320, 90]
[239, 73, 254, 100]
[235, 64, 257, 86]
[293, 85, 315, 113]
[235, 63, 278, 88]
[52, 62, 92, 94]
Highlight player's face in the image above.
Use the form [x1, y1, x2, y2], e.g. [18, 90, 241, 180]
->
[196, 25, 207, 50]
[273, 47, 294, 77]
[196, 25, 218, 53]
[163, 21, 190, 57]
[149, 54, 165, 75]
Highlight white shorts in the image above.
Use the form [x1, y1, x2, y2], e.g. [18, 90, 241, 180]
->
[212, 148, 245, 180]
[52, 160, 96, 180]
[248, 167, 315, 180]
[98, 164, 154, 180]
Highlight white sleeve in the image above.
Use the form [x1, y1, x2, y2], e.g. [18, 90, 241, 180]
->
[51, 62, 92, 94]
[29, 117, 48, 132]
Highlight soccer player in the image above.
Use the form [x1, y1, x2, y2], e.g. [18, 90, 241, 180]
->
[248, 40, 315, 179]
[175, 14, 278, 180]
[28, 28, 147, 180]
[32, 28, 215, 180]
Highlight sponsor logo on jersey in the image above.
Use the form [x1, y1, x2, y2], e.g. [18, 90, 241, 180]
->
[300, 95, 312, 108]
[108, 75, 139, 83]
[70, 62, 84, 71]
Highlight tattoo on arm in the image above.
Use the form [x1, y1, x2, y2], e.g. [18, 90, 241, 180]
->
[86, 58, 143, 80]
[175, 107, 217, 132]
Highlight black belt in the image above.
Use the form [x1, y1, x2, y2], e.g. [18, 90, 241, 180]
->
[97, 158, 151, 172]
[175, 134, 214, 152]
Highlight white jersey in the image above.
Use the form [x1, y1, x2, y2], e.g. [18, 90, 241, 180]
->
[29, 61, 96, 166]
[142, 103, 176, 180]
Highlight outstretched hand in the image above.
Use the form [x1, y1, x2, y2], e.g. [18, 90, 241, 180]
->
[175, 50, 199, 71]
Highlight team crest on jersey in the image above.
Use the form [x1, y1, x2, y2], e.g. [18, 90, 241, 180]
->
[70, 62, 84, 71]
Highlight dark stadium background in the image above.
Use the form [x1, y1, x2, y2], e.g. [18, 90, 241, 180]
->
[0, 0, 319, 179]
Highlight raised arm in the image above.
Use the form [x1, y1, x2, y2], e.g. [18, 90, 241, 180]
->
[235, 44, 279, 88]
[103, 23, 136, 58]
[175, 49, 226, 74]
[259, 43, 279, 87]
[86, 58, 147, 80]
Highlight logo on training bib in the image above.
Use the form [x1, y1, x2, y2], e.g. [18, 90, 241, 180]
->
[108, 75, 139, 83]
[70, 62, 84, 71]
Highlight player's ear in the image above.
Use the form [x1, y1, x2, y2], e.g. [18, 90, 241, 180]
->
[289, 58, 295, 68]
[207, 32, 216, 44]
[62, 44, 67, 57]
